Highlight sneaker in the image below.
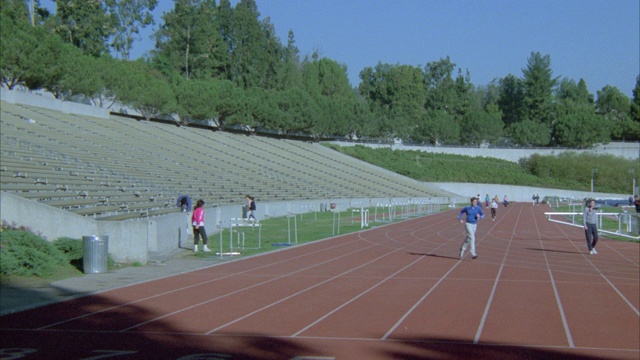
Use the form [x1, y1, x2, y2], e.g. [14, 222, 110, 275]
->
[194, 245, 198, 252]
[203, 245, 211, 252]
[592, 248, 597, 255]
[589, 249, 593, 255]
[472, 254, 478, 259]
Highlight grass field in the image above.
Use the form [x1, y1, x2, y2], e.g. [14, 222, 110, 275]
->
[188, 203, 447, 259]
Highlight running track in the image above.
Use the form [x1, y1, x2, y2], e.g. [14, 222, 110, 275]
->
[1, 203, 638, 359]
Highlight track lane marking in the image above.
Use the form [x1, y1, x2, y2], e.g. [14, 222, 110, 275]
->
[553, 219, 639, 316]
[473, 205, 522, 344]
[532, 205, 575, 347]
[37, 237, 367, 330]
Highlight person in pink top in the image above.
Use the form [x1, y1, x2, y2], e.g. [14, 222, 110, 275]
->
[191, 199, 210, 252]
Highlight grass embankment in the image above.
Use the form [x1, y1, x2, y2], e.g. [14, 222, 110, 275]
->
[326, 144, 639, 194]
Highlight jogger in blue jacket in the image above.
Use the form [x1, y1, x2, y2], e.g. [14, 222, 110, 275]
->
[458, 197, 485, 259]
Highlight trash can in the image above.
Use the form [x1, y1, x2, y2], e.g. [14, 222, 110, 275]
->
[83, 235, 108, 274]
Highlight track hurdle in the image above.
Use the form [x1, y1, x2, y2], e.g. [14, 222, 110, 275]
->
[397, 202, 410, 219]
[361, 208, 369, 228]
[217, 218, 261, 257]
[332, 210, 341, 235]
[351, 207, 370, 228]
[544, 211, 639, 240]
[287, 213, 298, 244]
[298, 203, 317, 221]
[374, 203, 394, 222]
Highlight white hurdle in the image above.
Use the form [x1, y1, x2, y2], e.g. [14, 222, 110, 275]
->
[544, 211, 639, 240]
[361, 208, 369, 228]
[374, 203, 394, 222]
[350, 207, 369, 228]
[332, 210, 341, 235]
[287, 213, 298, 244]
[298, 203, 317, 221]
[217, 218, 261, 257]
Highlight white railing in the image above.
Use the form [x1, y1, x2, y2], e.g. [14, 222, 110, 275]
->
[544, 212, 639, 241]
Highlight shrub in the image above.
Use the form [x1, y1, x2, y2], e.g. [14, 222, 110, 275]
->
[0, 230, 67, 277]
[53, 237, 83, 261]
[53, 237, 84, 272]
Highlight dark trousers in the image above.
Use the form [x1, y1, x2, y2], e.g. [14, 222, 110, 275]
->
[584, 223, 598, 250]
[193, 226, 208, 245]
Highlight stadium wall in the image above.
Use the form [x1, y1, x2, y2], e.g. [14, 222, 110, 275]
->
[0, 87, 109, 120]
[1, 192, 453, 264]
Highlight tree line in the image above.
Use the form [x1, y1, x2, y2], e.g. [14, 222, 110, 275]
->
[2, 0, 639, 147]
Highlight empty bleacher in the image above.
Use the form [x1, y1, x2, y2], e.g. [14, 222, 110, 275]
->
[1, 101, 454, 220]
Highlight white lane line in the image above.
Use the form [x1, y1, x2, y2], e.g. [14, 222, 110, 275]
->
[381, 261, 461, 340]
[292, 256, 424, 337]
[555, 224, 640, 317]
[383, 206, 511, 341]
[208, 215, 460, 336]
[130, 217, 454, 333]
[38, 238, 370, 330]
[532, 207, 575, 348]
[125, 243, 381, 332]
[203, 250, 403, 334]
[473, 205, 522, 344]
[208, 219, 452, 335]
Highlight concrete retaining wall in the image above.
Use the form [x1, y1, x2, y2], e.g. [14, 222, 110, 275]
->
[0, 191, 453, 264]
[1, 87, 109, 119]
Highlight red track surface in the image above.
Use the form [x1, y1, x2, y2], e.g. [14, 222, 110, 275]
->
[1, 203, 638, 359]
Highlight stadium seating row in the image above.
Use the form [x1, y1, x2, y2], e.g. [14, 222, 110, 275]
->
[1, 101, 451, 220]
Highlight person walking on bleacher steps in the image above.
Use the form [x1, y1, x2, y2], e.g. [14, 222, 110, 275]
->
[192, 199, 210, 252]
[458, 197, 485, 259]
[583, 199, 599, 255]
[177, 195, 193, 246]
[177, 195, 192, 213]
[246, 195, 257, 222]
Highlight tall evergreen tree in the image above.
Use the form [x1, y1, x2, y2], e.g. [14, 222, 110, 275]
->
[557, 78, 593, 105]
[226, 0, 282, 89]
[276, 29, 301, 90]
[522, 52, 558, 124]
[53, 0, 115, 57]
[0, 0, 41, 89]
[597, 85, 637, 140]
[153, 0, 225, 80]
[105, 0, 158, 60]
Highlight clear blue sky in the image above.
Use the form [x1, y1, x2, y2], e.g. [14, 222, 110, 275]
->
[44, 0, 639, 97]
